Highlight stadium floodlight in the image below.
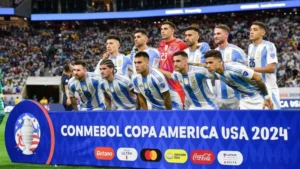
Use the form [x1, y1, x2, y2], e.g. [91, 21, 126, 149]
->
[0, 8, 14, 15]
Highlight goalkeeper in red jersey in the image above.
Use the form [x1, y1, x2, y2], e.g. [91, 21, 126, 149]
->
[158, 21, 187, 109]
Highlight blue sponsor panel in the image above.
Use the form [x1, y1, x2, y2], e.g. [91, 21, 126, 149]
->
[31, 0, 300, 21]
[280, 99, 300, 110]
[5, 100, 300, 168]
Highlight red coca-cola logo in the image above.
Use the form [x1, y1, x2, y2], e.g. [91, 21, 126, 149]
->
[191, 150, 214, 164]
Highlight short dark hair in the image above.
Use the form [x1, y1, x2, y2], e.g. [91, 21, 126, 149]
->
[184, 27, 200, 35]
[215, 24, 230, 33]
[252, 21, 267, 32]
[100, 59, 116, 74]
[173, 51, 188, 58]
[106, 35, 121, 44]
[134, 51, 149, 60]
[161, 21, 176, 30]
[63, 63, 72, 72]
[74, 60, 87, 68]
[204, 50, 223, 61]
[134, 29, 148, 37]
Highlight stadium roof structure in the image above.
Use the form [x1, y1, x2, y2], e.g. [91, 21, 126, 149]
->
[31, 0, 300, 21]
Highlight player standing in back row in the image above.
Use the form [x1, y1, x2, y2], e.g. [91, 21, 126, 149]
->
[158, 21, 187, 107]
[214, 24, 247, 109]
[248, 21, 281, 109]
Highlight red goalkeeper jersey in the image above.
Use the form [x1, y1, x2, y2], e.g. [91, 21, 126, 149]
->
[158, 38, 187, 103]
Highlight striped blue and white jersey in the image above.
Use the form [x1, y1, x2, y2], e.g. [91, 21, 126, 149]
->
[132, 68, 181, 110]
[247, 40, 278, 89]
[128, 47, 160, 73]
[172, 66, 217, 110]
[100, 74, 136, 110]
[184, 42, 210, 64]
[68, 72, 105, 110]
[215, 44, 247, 99]
[94, 53, 133, 78]
[214, 62, 262, 98]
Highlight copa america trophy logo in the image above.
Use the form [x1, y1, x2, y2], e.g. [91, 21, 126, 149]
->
[14, 113, 41, 155]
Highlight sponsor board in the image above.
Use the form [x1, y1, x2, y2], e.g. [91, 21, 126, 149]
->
[117, 148, 138, 161]
[217, 151, 243, 166]
[190, 150, 214, 164]
[94, 147, 114, 160]
[164, 149, 187, 163]
[140, 149, 162, 162]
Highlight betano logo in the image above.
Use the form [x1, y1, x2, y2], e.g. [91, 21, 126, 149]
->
[164, 149, 187, 163]
[140, 149, 162, 162]
[117, 148, 138, 161]
[191, 150, 214, 164]
[94, 147, 114, 160]
[217, 151, 243, 166]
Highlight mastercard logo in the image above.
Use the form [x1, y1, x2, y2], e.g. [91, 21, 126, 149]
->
[140, 149, 162, 162]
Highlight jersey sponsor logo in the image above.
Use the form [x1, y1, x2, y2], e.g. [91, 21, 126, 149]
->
[94, 147, 114, 160]
[190, 150, 214, 164]
[164, 149, 188, 163]
[117, 148, 138, 161]
[140, 149, 162, 162]
[217, 151, 243, 166]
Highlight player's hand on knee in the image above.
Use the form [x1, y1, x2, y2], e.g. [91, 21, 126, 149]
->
[263, 99, 273, 110]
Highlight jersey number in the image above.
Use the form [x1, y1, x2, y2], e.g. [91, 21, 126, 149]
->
[161, 52, 167, 61]
[249, 58, 255, 67]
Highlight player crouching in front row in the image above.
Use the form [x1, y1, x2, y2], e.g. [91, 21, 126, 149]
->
[204, 50, 273, 110]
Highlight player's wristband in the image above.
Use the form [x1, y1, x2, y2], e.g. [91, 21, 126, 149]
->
[264, 95, 270, 100]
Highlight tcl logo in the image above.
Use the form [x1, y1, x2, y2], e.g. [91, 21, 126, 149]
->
[140, 149, 162, 162]
[191, 150, 214, 164]
[94, 147, 114, 160]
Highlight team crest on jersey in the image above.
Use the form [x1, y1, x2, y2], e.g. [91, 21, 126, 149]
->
[184, 78, 189, 85]
[82, 85, 87, 91]
[149, 83, 154, 90]
[144, 83, 148, 89]
[195, 55, 200, 63]
[115, 87, 121, 94]
[179, 79, 183, 84]
[14, 113, 41, 155]
[110, 87, 114, 92]
[77, 89, 83, 96]
[225, 53, 230, 61]
[191, 77, 196, 85]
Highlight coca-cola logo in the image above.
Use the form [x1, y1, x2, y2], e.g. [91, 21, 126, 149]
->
[191, 150, 214, 164]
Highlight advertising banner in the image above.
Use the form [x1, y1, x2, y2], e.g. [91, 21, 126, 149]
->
[5, 100, 300, 168]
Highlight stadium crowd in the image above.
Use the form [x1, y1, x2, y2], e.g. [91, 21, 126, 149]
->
[0, 10, 299, 96]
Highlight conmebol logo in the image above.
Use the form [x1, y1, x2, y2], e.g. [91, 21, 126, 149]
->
[191, 150, 214, 164]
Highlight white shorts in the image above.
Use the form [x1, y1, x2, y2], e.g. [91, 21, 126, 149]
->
[216, 97, 239, 110]
[189, 105, 218, 110]
[269, 88, 281, 110]
[240, 94, 264, 110]
[116, 107, 136, 110]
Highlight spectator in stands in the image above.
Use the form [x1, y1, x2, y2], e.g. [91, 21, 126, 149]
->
[14, 97, 20, 105]
[39, 96, 48, 105]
